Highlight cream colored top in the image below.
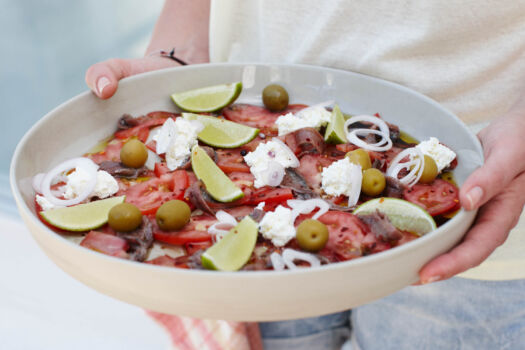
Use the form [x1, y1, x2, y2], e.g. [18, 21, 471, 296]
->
[209, 0, 525, 280]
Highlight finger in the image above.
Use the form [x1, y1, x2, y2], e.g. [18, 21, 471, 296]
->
[85, 56, 178, 99]
[420, 171, 525, 283]
[460, 123, 525, 211]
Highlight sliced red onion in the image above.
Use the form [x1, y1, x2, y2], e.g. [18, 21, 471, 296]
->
[32, 173, 46, 194]
[282, 249, 321, 269]
[41, 157, 99, 207]
[270, 252, 286, 271]
[387, 147, 425, 187]
[208, 210, 238, 240]
[272, 138, 300, 168]
[287, 198, 330, 222]
[344, 115, 392, 152]
[261, 161, 285, 187]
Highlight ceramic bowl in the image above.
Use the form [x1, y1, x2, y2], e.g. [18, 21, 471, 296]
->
[10, 63, 483, 321]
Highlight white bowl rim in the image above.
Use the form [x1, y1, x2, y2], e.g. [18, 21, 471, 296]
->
[10, 62, 483, 278]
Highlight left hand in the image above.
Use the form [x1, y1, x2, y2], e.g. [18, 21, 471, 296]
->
[418, 102, 525, 284]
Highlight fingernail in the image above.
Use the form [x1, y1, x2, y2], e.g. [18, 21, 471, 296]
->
[422, 275, 442, 284]
[96, 76, 110, 97]
[466, 186, 483, 210]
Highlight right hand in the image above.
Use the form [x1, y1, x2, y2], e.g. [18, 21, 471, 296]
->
[85, 56, 181, 99]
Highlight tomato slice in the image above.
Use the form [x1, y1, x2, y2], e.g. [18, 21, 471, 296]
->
[80, 231, 129, 258]
[317, 211, 388, 261]
[216, 149, 250, 173]
[86, 139, 124, 164]
[114, 114, 169, 142]
[154, 162, 171, 177]
[295, 154, 337, 192]
[184, 241, 213, 255]
[223, 104, 308, 134]
[243, 187, 293, 206]
[146, 255, 190, 269]
[152, 214, 215, 245]
[403, 179, 460, 216]
[124, 171, 189, 215]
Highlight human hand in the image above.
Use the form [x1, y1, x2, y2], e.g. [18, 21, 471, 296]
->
[85, 55, 181, 99]
[419, 104, 525, 284]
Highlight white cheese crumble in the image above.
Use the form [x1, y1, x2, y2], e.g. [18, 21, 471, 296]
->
[321, 158, 362, 206]
[416, 137, 456, 172]
[243, 140, 299, 188]
[153, 118, 203, 171]
[36, 194, 61, 211]
[63, 168, 118, 200]
[275, 106, 331, 136]
[258, 205, 296, 247]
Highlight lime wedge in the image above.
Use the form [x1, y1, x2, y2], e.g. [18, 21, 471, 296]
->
[171, 82, 242, 113]
[183, 113, 259, 148]
[201, 217, 258, 271]
[353, 197, 436, 236]
[191, 146, 244, 202]
[41, 196, 125, 232]
[324, 104, 348, 144]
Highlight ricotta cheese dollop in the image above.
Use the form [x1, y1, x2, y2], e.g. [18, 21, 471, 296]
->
[321, 158, 362, 206]
[153, 118, 203, 170]
[275, 106, 331, 136]
[243, 139, 299, 188]
[258, 205, 296, 247]
[64, 168, 118, 200]
[416, 137, 456, 172]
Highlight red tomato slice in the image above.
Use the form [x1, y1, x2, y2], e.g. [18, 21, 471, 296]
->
[317, 211, 386, 261]
[216, 149, 250, 173]
[80, 231, 129, 258]
[146, 255, 189, 269]
[114, 114, 169, 142]
[152, 214, 215, 245]
[154, 162, 171, 177]
[124, 171, 189, 215]
[86, 139, 124, 164]
[243, 188, 293, 206]
[403, 179, 460, 216]
[223, 104, 308, 134]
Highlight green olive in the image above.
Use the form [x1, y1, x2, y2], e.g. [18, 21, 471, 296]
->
[419, 155, 438, 184]
[156, 200, 191, 231]
[262, 84, 289, 112]
[345, 149, 372, 170]
[108, 203, 143, 232]
[296, 219, 329, 252]
[120, 139, 148, 168]
[361, 168, 386, 196]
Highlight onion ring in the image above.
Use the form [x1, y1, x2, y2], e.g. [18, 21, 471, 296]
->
[344, 115, 392, 152]
[32, 173, 46, 194]
[287, 198, 330, 222]
[270, 252, 286, 271]
[387, 148, 425, 187]
[41, 157, 99, 207]
[282, 249, 321, 269]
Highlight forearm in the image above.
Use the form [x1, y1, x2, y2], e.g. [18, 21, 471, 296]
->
[146, 0, 210, 63]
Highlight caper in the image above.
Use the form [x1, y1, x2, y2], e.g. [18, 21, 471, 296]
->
[296, 219, 329, 252]
[345, 149, 372, 170]
[120, 138, 148, 168]
[419, 155, 438, 184]
[156, 200, 191, 231]
[262, 84, 289, 112]
[361, 168, 386, 196]
[108, 203, 143, 232]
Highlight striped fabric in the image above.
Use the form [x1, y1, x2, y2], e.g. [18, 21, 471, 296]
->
[147, 311, 263, 350]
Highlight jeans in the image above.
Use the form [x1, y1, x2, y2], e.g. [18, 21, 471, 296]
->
[259, 278, 525, 350]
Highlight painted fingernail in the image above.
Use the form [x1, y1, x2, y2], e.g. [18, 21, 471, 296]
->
[422, 275, 442, 284]
[96, 76, 110, 97]
[466, 186, 483, 210]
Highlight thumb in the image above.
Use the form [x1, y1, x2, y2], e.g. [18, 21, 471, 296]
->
[85, 56, 179, 99]
[460, 128, 525, 211]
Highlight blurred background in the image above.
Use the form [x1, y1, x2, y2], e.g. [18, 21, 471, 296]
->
[0, 1, 176, 349]
[0, 0, 163, 215]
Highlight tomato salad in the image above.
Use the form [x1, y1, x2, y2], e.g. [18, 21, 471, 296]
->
[32, 83, 459, 271]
